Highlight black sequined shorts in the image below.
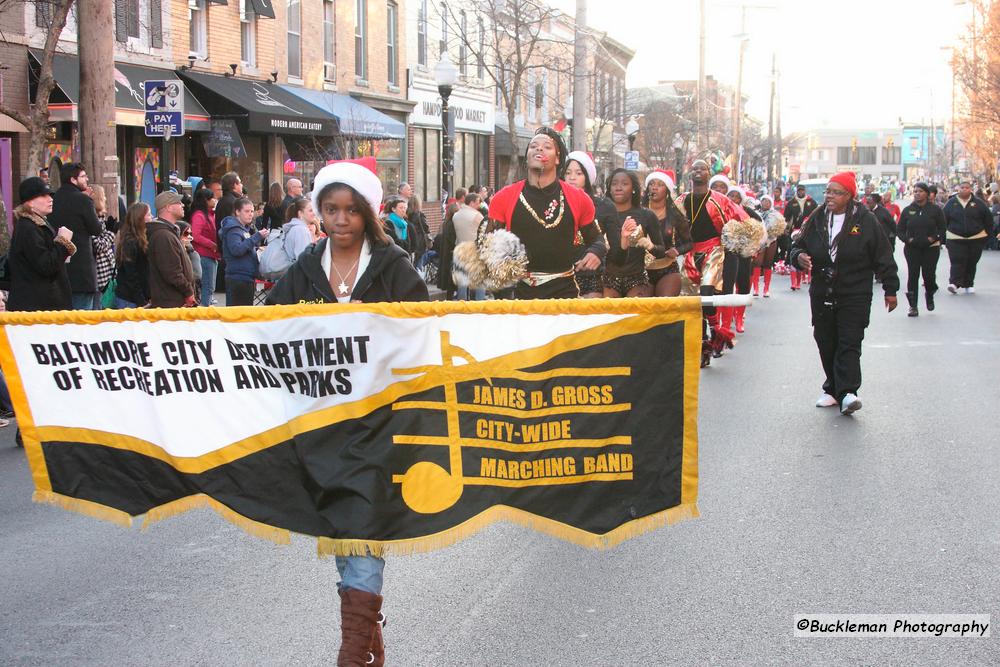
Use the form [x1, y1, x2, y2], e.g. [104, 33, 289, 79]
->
[646, 264, 680, 284]
[602, 271, 649, 294]
[575, 270, 604, 295]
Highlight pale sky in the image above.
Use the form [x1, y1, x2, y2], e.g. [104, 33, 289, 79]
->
[553, 0, 968, 133]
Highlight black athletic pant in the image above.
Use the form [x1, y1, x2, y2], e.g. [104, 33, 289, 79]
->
[903, 245, 941, 298]
[946, 238, 986, 288]
[811, 293, 872, 401]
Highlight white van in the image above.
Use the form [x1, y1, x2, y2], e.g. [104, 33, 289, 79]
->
[797, 178, 831, 204]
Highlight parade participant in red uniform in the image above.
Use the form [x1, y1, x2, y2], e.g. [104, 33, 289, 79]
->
[602, 169, 664, 298]
[267, 158, 428, 667]
[725, 185, 759, 333]
[785, 183, 818, 290]
[752, 195, 783, 298]
[563, 151, 616, 298]
[678, 159, 749, 367]
[883, 191, 901, 223]
[643, 170, 693, 297]
[487, 127, 605, 299]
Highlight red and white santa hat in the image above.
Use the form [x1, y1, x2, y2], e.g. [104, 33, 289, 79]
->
[565, 151, 597, 187]
[644, 169, 676, 195]
[311, 157, 383, 219]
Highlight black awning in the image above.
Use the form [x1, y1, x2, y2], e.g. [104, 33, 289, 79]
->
[178, 70, 337, 136]
[248, 0, 276, 19]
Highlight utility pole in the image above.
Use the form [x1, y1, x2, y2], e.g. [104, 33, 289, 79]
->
[732, 7, 747, 183]
[766, 52, 775, 186]
[78, 0, 119, 204]
[775, 65, 782, 183]
[573, 0, 589, 152]
[697, 0, 706, 153]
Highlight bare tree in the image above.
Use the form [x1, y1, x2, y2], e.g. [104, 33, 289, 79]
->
[0, 0, 76, 176]
[953, 0, 1000, 179]
[630, 87, 697, 178]
[442, 0, 573, 185]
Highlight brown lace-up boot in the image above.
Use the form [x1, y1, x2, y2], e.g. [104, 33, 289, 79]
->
[337, 588, 385, 666]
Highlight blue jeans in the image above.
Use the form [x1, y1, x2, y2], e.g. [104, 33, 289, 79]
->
[115, 297, 139, 309]
[200, 256, 218, 306]
[456, 285, 486, 301]
[0, 370, 13, 413]
[335, 555, 385, 595]
[72, 292, 101, 310]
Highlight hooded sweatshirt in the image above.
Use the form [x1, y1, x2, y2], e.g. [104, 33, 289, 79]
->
[221, 215, 266, 282]
[281, 216, 314, 263]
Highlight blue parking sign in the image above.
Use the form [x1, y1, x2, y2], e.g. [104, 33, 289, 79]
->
[143, 80, 184, 137]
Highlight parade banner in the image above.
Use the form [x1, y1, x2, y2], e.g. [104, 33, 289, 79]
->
[0, 299, 701, 555]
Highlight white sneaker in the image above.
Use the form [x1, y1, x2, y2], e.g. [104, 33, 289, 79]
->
[947, 284, 958, 294]
[815, 393, 838, 408]
[840, 393, 862, 415]
[965, 287, 975, 294]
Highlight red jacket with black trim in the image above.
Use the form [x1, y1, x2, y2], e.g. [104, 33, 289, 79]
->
[488, 179, 596, 230]
[677, 190, 748, 236]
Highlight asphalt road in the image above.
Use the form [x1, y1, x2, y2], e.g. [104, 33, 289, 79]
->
[2, 247, 999, 666]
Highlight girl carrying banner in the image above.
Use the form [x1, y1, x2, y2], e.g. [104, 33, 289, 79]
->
[267, 158, 428, 666]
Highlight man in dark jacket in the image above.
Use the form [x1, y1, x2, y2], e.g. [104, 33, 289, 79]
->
[865, 193, 897, 246]
[789, 172, 898, 416]
[942, 180, 994, 294]
[897, 183, 947, 315]
[49, 162, 102, 309]
[147, 191, 195, 308]
[213, 171, 243, 226]
[785, 183, 818, 231]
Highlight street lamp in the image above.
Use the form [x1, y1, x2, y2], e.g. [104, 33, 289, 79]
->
[625, 118, 640, 152]
[435, 55, 458, 202]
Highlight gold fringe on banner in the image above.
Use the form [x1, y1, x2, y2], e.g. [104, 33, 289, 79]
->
[316, 503, 700, 558]
[32, 490, 133, 529]
[140, 494, 290, 546]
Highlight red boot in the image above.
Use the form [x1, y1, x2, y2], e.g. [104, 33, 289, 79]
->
[338, 589, 386, 667]
[751, 268, 761, 296]
[763, 269, 773, 297]
[735, 306, 746, 333]
[790, 271, 800, 290]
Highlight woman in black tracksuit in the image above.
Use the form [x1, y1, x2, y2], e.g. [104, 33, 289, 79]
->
[897, 182, 946, 316]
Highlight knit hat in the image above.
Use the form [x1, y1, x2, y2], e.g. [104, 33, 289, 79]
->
[311, 157, 383, 219]
[727, 184, 746, 201]
[154, 190, 183, 213]
[565, 151, 597, 187]
[644, 169, 676, 195]
[828, 172, 857, 199]
[708, 174, 730, 190]
[18, 176, 52, 204]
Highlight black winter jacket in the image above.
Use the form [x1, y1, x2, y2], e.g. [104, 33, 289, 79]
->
[49, 183, 102, 293]
[785, 196, 818, 230]
[6, 213, 74, 311]
[897, 202, 946, 249]
[871, 205, 899, 244]
[114, 237, 150, 306]
[266, 237, 429, 305]
[789, 201, 899, 299]
[942, 195, 994, 238]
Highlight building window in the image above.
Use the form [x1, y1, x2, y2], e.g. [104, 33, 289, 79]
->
[413, 128, 441, 203]
[439, 2, 448, 55]
[458, 10, 467, 76]
[476, 18, 485, 79]
[417, 0, 428, 66]
[355, 0, 367, 79]
[150, 0, 163, 49]
[856, 147, 876, 165]
[240, 0, 257, 68]
[189, 0, 208, 58]
[323, 1, 335, 80]
[114, 0, 139, 42]
[387, 2, 398, 86]
[882, 146, 901, 164]
[286, 0, 301, 77]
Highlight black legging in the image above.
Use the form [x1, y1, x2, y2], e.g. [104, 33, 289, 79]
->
[723, 253, 752, 294]
[946, 238, 987, 288]
[903, 244, 940, 297]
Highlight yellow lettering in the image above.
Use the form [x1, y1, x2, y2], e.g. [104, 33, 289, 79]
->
[476, 419, 488, 438]
[607, 452, 620, 472]
[564, 457, 577, 475]
[622, 453, 633, 472]
[520, 460, 532, 479]
[480, 457, 497, 477]
[583, 456, 596, 474]
[595, 454, 608, 473]
[601, 385, 614, 404]
[531, 390, 544, 408]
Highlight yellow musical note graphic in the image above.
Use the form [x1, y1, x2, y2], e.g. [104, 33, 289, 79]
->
[391, 331, 633, 514]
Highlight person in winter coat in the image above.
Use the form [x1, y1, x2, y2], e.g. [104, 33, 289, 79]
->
[48, 162, 102, 309]
[90, 184, 118, 308]
[789, 173, 899, 417]
[406, 195, 430, 263]
[896, 183, 946, 316]
[381, 196, 411, 254]
[114, 202, 152, 309]
[266, 159, 427, 667]
[190, 188, 219, 307]
[281, 197, 319, 263]
[221, 196, 268, 306]
[785, 183, 819, 290]
[177, 221, 202, 304]
[942, 179, 994, 294]
[6, 177, 77, 312]
[146, 191, 195, 308]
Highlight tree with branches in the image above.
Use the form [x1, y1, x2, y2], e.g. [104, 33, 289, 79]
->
[441, 0, 573, 185]
[953, 0, 1000, 179]
[0, 0, 75, 176]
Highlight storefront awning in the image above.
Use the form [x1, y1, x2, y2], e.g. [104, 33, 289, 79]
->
[279, 86, 405, 139]
[178, 71, 337, 136]
[206, 0, 275, 18]
[494, 122, 535, 156]
[29, 50, 211, 131]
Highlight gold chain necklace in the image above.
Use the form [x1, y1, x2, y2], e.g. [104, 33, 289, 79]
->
[688, 192, 710, 227]
[519, 189, 565, 229]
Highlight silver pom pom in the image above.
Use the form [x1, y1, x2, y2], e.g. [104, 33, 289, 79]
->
[764, 212, 787, 243]
[479, 229, 528, 290]
[451, 241, 488, 288]
[721, 218, 768, 258]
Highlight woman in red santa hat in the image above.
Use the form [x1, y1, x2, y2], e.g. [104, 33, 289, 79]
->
[267, 157, 428, 667]
[643, 169, 692, 297]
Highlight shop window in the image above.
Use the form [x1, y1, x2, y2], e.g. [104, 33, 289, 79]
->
[413, 128, 441, 202]
[287, 0, 302, 78]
